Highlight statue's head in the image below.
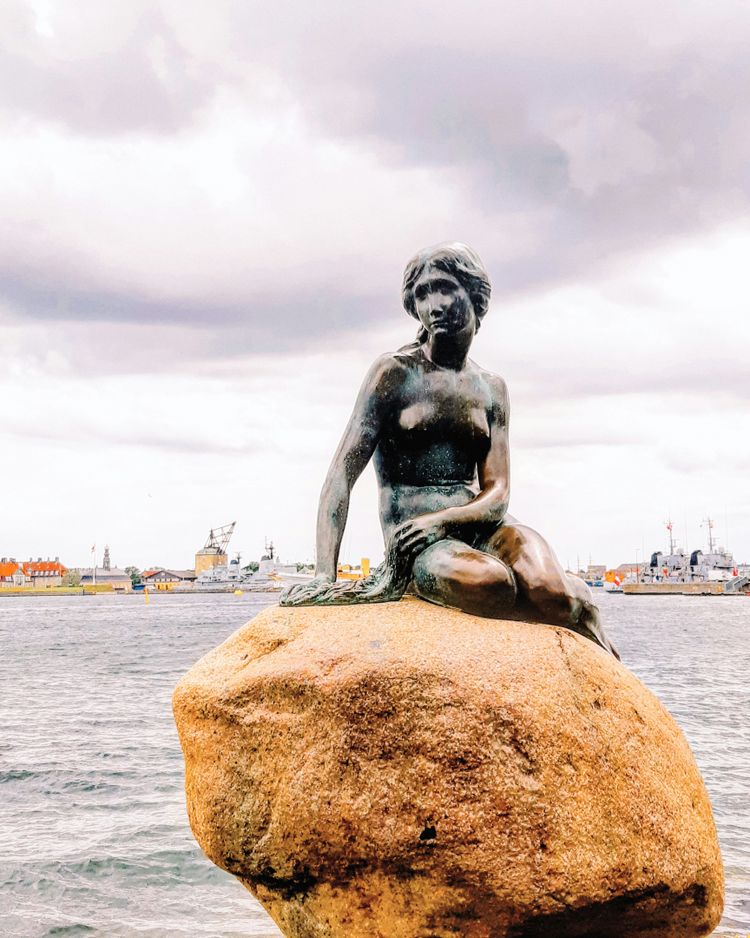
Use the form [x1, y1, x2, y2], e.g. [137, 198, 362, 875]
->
[402, 243, 491, 339]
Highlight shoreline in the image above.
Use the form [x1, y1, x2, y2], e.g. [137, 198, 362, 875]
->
[0, 587, 283, 597]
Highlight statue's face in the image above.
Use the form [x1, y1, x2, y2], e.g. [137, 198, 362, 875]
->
[413, 265, 475, 339]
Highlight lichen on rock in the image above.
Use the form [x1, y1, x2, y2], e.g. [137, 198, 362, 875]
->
[173, 598, 723, 938]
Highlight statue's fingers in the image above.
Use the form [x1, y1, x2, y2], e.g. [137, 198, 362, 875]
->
[402, 532, 427, 555]
[396, 529, 418, 550]
[390, 533, 406, 553]
[393, 521, 414, 545]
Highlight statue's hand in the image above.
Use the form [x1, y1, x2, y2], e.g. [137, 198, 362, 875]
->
[390, 513, 448, 562]
[280, 574, 335, 606]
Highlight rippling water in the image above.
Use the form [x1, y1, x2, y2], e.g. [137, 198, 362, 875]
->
[0, 591, 747, 935]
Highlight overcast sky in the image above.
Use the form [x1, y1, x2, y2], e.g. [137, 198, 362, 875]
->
[2, 0, 749, 571]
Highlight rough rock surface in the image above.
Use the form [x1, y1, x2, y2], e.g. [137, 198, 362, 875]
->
[173, 598, 723, 938]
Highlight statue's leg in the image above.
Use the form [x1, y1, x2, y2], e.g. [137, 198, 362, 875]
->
[411, 539, 517, 618]
[483, 523, 620, 659]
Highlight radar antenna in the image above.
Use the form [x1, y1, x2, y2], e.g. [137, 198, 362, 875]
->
[204, 522, 236, 553]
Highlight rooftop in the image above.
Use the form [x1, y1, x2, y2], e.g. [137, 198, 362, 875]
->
[22, 561, 67, 575]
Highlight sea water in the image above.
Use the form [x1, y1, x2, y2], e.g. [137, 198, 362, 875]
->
[0, 591, 747, 936]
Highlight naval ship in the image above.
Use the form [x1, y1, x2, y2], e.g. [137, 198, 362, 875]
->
[194, 541, 303, 593]
[623, 518, 748, 595]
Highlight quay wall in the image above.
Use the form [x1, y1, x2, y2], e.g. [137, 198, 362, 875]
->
[623, 582, 726, 595]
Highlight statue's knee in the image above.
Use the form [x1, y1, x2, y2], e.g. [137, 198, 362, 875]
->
[413, 548, 473, 596]
[412, 544, 450, 599]
[413, 545, 516, 610]
[412, 557, 437, 597]
[450, 555, 517, 614]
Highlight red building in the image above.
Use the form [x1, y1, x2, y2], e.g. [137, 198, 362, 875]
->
[0, 558, 67, 588]
[22, 559, 68, 587]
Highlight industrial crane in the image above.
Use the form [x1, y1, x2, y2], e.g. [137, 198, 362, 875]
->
[203, 522, 236, 554]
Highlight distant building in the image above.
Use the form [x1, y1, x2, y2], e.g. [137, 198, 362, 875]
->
[142, 568, 196, 590]
[195, 523, 235, 576]
[585, 564, 606, 582]
[80, 545, 132, 592]
[0, 557, 67, 588]
[615, 563, 644, 577]
[0, 559, 29, 588]
[23, 558, 67, 587]
[195, 548, 227, 577]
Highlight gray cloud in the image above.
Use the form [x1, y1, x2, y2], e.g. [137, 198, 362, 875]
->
[502, 349, 750, 409]
[226, 2, 750, 291]
[0, 260, 389, 357]
[0, 6, 218, 134]
[3, 417, 263, 456]
[523, 336, 750, 401]
[2, 0, 750, 365]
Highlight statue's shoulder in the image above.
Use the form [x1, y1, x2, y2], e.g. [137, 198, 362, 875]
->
[391, 343, 424, 366]
[470, 360, 509, 403]
[361, 350, 413, 393]
[372, 345, 425, 375]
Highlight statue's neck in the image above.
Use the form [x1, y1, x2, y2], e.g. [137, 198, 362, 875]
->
[423, 330, 473, 370]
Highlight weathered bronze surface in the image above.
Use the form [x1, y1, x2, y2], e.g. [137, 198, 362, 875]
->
[281, 242, 618, 657]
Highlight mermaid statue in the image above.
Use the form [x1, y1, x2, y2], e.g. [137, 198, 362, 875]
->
[281, 242, 618, 658]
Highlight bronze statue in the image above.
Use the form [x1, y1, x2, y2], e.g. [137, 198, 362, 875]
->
[281, 243, 618, 658]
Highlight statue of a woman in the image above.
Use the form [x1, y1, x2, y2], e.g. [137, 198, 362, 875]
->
[281, 243, 618, 657]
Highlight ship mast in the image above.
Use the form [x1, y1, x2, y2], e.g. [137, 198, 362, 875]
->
[665, 518, 676, 555]
[701, 516, 716, 553]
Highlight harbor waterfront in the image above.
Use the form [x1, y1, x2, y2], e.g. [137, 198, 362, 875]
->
[1, 592, 748, 936]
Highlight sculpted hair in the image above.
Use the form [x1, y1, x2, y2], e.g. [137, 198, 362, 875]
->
[402, 242, 492, 345]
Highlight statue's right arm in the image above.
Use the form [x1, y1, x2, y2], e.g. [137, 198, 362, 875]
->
[313, 355, 399, 581]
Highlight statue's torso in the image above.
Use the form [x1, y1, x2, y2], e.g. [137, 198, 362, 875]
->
[373, 348, 499, 536]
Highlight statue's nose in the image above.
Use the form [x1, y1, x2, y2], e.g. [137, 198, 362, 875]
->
[428, 294, 449, 314]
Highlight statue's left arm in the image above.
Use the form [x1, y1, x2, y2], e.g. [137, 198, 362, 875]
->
[391, 377, 510, 560]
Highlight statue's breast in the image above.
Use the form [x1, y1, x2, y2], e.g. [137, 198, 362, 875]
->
[396, 400, 489, 445]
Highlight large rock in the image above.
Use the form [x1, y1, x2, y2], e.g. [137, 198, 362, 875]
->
[173, 599, 723, 938]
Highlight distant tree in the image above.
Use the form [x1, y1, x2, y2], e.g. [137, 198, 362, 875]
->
[62, 570, 81, 587]
[125, 566, 142, 586]
[296, 562, 314, 572]
[243, 561, 259, 573]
